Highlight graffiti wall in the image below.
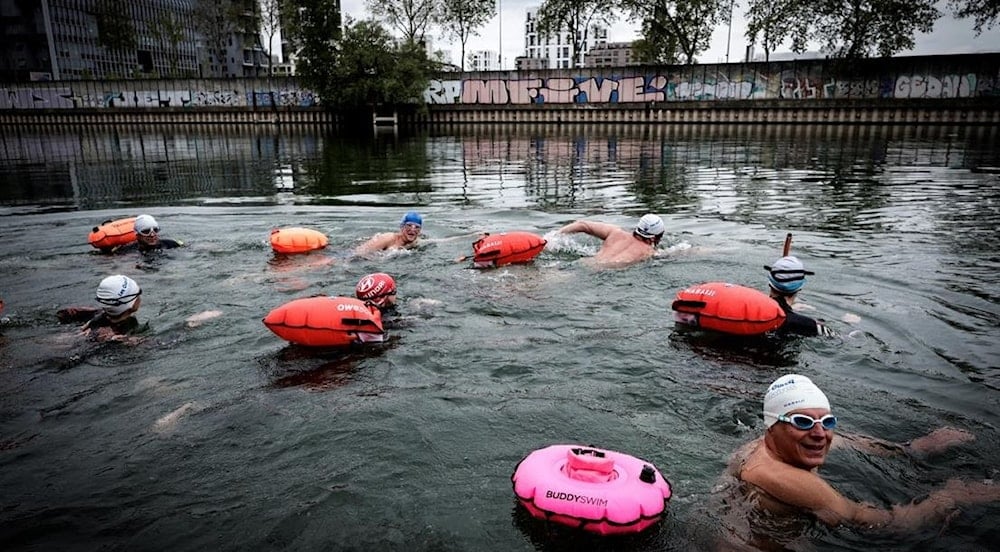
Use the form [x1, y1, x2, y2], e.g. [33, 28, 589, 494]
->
[1, 54, 998, 110]
[0, 77, 317, 110]
[426, 55, 999, 105]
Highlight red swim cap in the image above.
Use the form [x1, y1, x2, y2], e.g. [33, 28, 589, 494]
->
[355, 273, 396, 307]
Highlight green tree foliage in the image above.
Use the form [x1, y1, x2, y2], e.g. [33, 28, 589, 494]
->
[949, 0, 1000, 34]
[365, 0, 438, 45]
[535, 0, 618, 68]
[281, 0, 343, 100]
[803, 0, 940, 58]
[745, 0, 809, 62]
[622, 0, 730, 64]
[327, 18, 435, 108]
[94, 0, 137, 54]
[439, 0, 496, 70]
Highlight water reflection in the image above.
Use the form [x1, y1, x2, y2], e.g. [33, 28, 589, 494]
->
[2, 124, 996, 221]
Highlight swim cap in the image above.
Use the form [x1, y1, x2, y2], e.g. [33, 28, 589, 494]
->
[355, 272, 396, 306]
[400, 211, 423, 228]
[763, 374, 830, 428]
[634, 214, 664, 239]
[134, 214, 158, 235]
[95, 275, 141, 316]
[764, 255, 814, 294]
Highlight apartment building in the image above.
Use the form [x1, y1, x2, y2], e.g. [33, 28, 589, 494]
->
[583, 41, 636, 67]
[522, 7, 608, 70]
[0, 0, 279, 81]
[468, 50, 500, 72]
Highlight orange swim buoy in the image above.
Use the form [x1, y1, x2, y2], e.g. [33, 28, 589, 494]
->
[471, 231, 546, 268]
[270, 227, 329, 254]
[671, 282, 786, 336]
[88, 217, 137, 251]
[262, 296, 384, 347]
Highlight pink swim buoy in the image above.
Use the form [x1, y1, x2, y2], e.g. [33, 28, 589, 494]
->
[511, 444, 673, 535]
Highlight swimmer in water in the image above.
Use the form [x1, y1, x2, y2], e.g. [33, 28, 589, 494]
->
[57, 274, 144, 342]
[724, 374, 1000, 536]
[764, 255, 835, 337]
[354, 211, 423, 255]
[557, 214, 664, 267]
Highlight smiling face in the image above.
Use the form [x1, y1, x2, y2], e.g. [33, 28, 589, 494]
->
[764, 407, 834, 470]
[399, 222, 421, 244]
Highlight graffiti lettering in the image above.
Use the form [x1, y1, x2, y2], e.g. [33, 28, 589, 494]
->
[0, 61, 995, 112]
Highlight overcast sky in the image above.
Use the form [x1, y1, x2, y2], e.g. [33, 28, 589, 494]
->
[339, 0, 1000, 69]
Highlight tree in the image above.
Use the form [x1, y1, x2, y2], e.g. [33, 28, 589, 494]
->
[622, 0, 730, 64]
[745, 0, 809, 62]
[94, 0, 137, 54]
[805, 0, 940, 58]
[534, 0, 618, 68]
[281, 0, 343, 101]
[949, 0, 1000, 34]
[192, 0, 242, 77]
[365, 0, 438, 45]
[259, 0, 283, 75]
[148, 12, 186, 76]
[328, 18, 435, 109]
[439, 0, 496, 70]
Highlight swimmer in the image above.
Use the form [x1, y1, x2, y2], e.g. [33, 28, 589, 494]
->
[355, 272, 397, 312]
[557, 214, 664, 267]
[726, 374, 1000, 533]
[56, 274, 144, 342]
[113, 214, 184, 254]
[354, 211, 423, 255]
[765, 255, 835, 337]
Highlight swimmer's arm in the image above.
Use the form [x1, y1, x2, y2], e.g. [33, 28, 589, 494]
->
[57, 306, 100, 324]
[747, 462, 893, 527]
[558, 221, 617, 240]
[747, 459, 998, 532]
[833, 427, 975, 457]
[354, 233, 396, 255]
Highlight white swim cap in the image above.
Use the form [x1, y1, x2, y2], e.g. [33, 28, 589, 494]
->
[634, 214, 664, 239]
[96, 275, 141, 316]
[762, 374, 830, 428]
[765, 256, 815, 294]
[134, 214, 159, 235]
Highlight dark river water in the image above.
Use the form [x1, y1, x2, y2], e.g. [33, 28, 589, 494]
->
[1, 123, 998, 551]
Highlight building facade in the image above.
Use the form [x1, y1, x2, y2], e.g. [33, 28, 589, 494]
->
[583, 41, 636, 68]
[468, 50, 500, 72]
[0, 0, 282, 82]
[522, 8, 608, 69]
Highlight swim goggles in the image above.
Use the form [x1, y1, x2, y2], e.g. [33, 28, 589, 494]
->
[96, 288, 142, 307]
[778, 413, 837, 431]
[138, 226, 159, 236]
[401, 222, 421, 231]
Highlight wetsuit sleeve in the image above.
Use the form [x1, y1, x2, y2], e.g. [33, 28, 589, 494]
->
[779, 310, 823, 336]
[161, 238, 184, 248]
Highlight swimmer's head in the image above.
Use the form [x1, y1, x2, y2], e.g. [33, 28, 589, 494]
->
[134, 214, 159, 236]
[96, 274, 142, 317]
[762, 374, 830, 428]
[765, 255, 814, 295]
[355, 272, 397, 309]
[634, 214, 665, 245]
[400, 211, 423, 229]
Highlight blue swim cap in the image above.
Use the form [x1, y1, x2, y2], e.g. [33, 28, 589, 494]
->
[400, 211, 423, 227]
